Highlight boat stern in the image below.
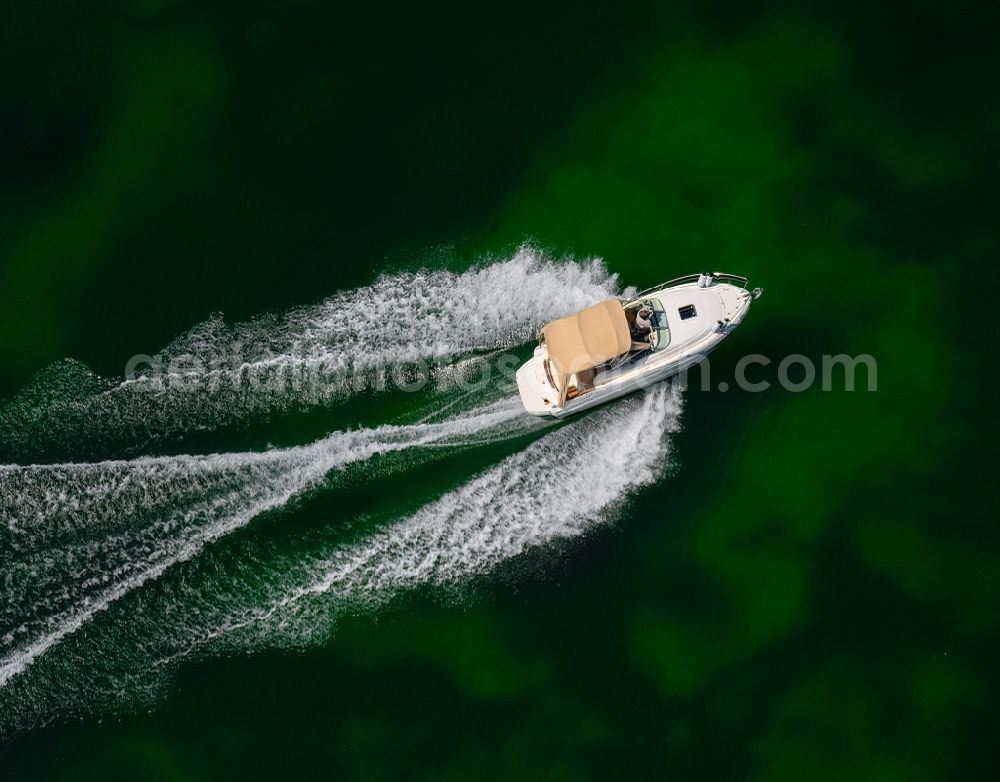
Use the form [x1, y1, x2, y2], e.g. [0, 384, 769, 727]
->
[516, 350, 558, 416]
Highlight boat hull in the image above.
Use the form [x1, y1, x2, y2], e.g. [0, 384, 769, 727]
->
[516, 276, 759, 418]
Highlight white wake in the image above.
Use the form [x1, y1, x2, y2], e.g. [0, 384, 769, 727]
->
[0, 398, 539, 690]
[0, 384, 682, 735]
[0, 247, 621, 459]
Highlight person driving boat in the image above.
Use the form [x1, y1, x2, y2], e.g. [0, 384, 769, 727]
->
[630, 305, 654, 350]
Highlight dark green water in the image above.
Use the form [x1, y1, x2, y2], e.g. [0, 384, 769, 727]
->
[2, 1, 998, 779]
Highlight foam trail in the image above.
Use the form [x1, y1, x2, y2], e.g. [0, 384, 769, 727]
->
[0, 385, 681, 735]
[1, 247, 619, 460]
[0, 398, 538, 690]
[218, 385, 682, 651]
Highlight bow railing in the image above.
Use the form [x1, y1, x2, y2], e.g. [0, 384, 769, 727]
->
[630, 272, 749, 301]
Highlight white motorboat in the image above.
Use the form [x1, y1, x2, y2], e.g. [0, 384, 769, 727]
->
[516, 272, 762, 417]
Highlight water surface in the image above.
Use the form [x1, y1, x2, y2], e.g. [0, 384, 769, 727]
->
[1, 1, 997, 779]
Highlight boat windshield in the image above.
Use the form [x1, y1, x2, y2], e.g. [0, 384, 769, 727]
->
[639, 297, 671, 351]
